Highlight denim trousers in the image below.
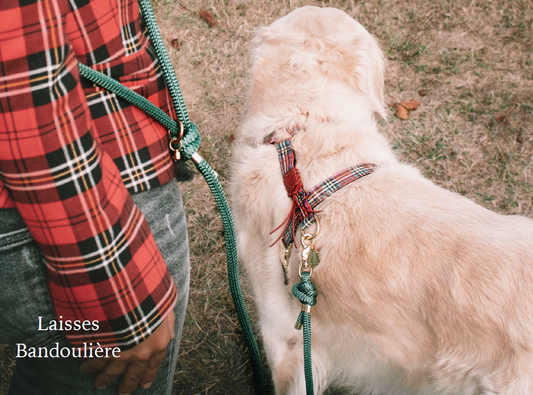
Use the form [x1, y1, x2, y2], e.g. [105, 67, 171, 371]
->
[0, 180, 190, 395]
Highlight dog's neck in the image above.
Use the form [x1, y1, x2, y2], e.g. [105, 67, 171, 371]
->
[274, 121, 396, 170]
[242, 81, 397, 166]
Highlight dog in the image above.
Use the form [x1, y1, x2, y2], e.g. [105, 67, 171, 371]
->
[230, 6, 533, 395]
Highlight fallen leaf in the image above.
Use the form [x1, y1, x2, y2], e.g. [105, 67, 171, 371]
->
[495, 115, 506, 123]
[516, 129, 524, 144]
[199, 9, 216, 27]
[396, 105, 409, 120]
[496, 100, 517, 125]
[170, 39, 181, 50]
[398, 100, 420, 110]
[418, 89, 427, 97]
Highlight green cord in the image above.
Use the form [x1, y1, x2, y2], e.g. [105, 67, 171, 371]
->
[196, 159, 265, 395]
[77, 63, 181, 142]
[137, 0, 191, 133]
[77, 0, 266, 393]
[293, 272, 317, 395]
[77, 64, 201, 159]
[300, 311, 314, 395]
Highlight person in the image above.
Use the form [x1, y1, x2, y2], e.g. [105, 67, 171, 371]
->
[0, 0, 190, 394]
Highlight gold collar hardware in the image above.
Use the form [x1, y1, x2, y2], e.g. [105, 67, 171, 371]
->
[279, 242, 293, 285]
[298, 217, 321, 278]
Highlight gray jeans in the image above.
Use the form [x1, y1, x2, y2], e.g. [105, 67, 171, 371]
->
[0, 181, 190, 395]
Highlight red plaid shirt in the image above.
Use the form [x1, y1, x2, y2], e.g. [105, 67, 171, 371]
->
[0, 0, 179, 350]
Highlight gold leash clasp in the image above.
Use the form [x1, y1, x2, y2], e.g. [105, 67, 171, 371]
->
[298, 217, 320, 278]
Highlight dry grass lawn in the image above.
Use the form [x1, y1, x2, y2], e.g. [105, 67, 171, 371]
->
[1, 0, 531, 394]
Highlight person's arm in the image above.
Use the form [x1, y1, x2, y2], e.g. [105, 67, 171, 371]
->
[0, 0, 176, 352]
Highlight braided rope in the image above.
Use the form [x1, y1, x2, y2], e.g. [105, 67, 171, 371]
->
[292, 272, 317, 395]
[78, 64, 201, 160]
[196, 159, 265, 394]
[136, 1, 265, 391]
[137, 0, 191, 132]
[78, 1, 265, 393]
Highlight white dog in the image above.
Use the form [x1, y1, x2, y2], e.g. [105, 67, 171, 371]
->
[230, 6, 533, 395]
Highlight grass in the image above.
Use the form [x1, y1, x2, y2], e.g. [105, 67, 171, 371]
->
[1, 0, 532, 394]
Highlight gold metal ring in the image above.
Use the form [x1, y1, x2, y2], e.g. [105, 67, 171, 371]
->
[301, 216, 320, 247]
[169, 139, 182, 152]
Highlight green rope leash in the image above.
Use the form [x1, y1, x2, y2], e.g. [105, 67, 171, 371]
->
[78, 63, 199, 154]
[194, 159, 265, 395]
[138, 0, 191, 133]
[78, 1, 265, 393]
[292, 272, 317, 395]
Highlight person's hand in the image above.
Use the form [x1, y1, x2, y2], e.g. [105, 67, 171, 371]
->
[80, 311, 175, 395]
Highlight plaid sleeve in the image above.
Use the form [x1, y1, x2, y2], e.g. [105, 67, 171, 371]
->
[0, 0, 177, 350]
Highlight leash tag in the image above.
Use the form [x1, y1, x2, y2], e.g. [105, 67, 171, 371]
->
[308, 247, 320, 267]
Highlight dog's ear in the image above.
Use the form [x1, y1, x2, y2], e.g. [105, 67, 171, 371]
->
[366, 37, 387, 120]
[249, 27, 278, 67]
[349, 33, 387, 120]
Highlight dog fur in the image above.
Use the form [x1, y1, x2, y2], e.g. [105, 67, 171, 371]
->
[230, 6, 533, 394]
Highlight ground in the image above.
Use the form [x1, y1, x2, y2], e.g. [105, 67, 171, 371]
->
[1, 0, 531, 394]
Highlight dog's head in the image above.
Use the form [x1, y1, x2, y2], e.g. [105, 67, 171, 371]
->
[249, 6, 387, 120]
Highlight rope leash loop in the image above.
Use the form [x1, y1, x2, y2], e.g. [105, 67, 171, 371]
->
[138, 1, 265, 391]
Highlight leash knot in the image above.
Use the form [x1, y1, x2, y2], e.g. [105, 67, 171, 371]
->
[270, 164, 316, 248]
[283, 167, 303, 196]
[292, 272, 317, 307]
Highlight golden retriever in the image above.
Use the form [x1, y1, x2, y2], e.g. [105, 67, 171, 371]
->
[230, 6, 533, 395]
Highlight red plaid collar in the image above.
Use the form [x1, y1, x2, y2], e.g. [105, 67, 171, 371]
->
[264, 129, 377, 247]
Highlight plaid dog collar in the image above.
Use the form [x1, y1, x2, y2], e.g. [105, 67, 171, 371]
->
[264, 130, 377, 248]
